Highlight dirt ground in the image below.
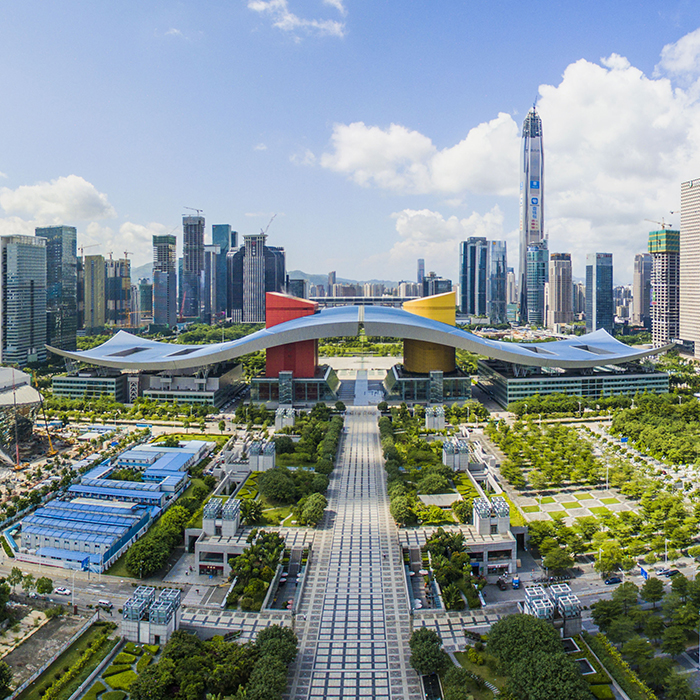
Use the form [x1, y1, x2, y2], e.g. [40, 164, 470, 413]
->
[2, 614, 88, 688]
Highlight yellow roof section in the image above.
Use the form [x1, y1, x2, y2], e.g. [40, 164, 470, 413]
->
[403, 291, 456, 326]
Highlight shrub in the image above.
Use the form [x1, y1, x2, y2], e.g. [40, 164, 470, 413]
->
[113, 652, 136, 665]
[144, 644, 160, 654]
[123, 642, 142, 655]
[103, 664, 132, 677]
[105, 670, 138, 691]
[136, 653, 153, 673]
[83, 681, 106, 700]
[102, 693, 126, 700]
[591, 686, 615, 700]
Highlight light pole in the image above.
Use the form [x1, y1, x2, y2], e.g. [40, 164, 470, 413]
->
[578, 401, 582, 417]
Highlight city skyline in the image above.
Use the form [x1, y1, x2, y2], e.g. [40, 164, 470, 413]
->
[1, 5, 700, 284]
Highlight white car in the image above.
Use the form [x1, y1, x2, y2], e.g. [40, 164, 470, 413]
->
[54, 587, 71, 596]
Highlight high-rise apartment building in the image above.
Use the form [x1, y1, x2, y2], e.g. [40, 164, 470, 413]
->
[35, 225, 77, 351]
[680, 179, 700, 355]
[327, 271, 336, 296]
[488, 241, 508, 325]
[573, 282, 586, 317]
[417, 259, 425, 286]
[0, 235, 47, 366]
[585, 253, 614, 333]
[526, 243, 548, 326]
[547, 253, 573, 328]
[138, 279, 153, 325]
[650, 229, 680, 347]
[506, 267, 517, 305]
[105, 258, 131, 326]
[459, 238, 488, 316]
[153, 235, 177, 327]
[83, 255, 106, 331]
[181, 215, 205, 318]
[202, 244, 220, 323]
[518, 107, 544, 323]
[212, 225, 237, 317]
[632, 253, 653, 328]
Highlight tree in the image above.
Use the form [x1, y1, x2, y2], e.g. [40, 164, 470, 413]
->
[35, 576, 53, 595]
[507, 650, 594, 700]
[409, 628, 448, 676]
[542, 547, 574, 574]
[334, 401, 346, 412]
[218, 420, 226, 434]
[594, 541, 623, 575]
[612, 581, 638, 615]
[246, 655, 288, 700]
[273, 436, 295, 455]
[640, 576, 665, 609]
[255, 625, 298, 664]
[7, 567, 22, 594]
[664, 672, 700, 700]
[528, 470, 548, 503]
[671, 573, 689, 600]
[258, 468, 296, 504]
[590, 599, 623, 633]
[621, 636, 653, 668]
[240, 499, 264, 525]
[607, 616, 635, 645]
[661, 626, 688, 656]
[21, 573, 34, 594]
[0, 661, 12, 700]
[639, 657, 672, 692]
[487, 614, 562, 669]
[300, 493, 327, 526]
[643, 615, 665, 643]
[452, 499, 471, 524]
[390, 496, 414, 525]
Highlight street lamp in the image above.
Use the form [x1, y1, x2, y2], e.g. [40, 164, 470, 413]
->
[578, 401, 582, 417]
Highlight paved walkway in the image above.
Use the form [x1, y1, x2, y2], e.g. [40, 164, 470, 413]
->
[287, 407, 422, 700]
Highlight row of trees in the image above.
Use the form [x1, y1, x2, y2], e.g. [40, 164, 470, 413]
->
[129, 625, 297, 700]
[508, 392, 633, 418]
[7, 567, 53, 596]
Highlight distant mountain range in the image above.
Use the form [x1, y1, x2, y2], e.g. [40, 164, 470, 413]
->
[130, 263, 399, 289]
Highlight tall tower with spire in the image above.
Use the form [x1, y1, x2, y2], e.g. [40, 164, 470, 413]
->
[518, 105, 545, 324]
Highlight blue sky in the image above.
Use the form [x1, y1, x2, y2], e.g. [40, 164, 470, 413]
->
[2, 1, 700, 284]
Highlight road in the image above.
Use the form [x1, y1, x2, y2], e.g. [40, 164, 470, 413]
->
[287, 407, 422, 700]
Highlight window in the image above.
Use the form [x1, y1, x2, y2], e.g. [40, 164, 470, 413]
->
[490, 524, 498, 535]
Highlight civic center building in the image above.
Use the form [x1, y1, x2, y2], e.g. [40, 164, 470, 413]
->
[49, 291, 670, 408]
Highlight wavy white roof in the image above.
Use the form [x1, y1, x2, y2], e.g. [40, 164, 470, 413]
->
[48, 305, 669, 371]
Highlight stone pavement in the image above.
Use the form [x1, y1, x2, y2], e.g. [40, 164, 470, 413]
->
[286, 406, 422, 700]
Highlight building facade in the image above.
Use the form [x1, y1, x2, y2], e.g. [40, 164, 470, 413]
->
[680, 179, 700, 355]
[105, 258, 131, 326]
[83, 255, 106, 331]
[548, 253, 573, 328]
[0, 236, 47, 366]
[526, 243, 548, 326]
[488, 240, 508, 325]
[417, 259, 425, 286]
[649, 230, 680, 347]
[153, 235, 177, 327]
[212, 224, 236, 317]
[632, 252, 652, 328]
[519, 107, 545, 323]
[459, 237, 488, 316]
[181, 215, 205, 319]
[585, 253, 613, 333]
[35, 226, 77, 351]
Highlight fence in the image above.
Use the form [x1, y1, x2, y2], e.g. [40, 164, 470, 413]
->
[67, 639, 124, 700]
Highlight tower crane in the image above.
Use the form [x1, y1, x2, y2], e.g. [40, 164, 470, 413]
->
[124, 251, 133, 260]
[78, 244, 98, 257]
[261, 213, 277, 236]
[184, 207, 204, 216]
[645, 218, 674, 230]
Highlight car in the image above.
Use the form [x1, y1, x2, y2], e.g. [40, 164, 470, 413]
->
[54, 587, 71, 596]
[604, 576, 622, 585]
[665, 569, 681, 577]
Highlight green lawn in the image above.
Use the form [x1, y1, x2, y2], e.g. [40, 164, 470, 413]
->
[561, 502, 581, 510]
[589, 506, 610, 515]
[574, 493, 595, 500]
[539, 496, 555, 504]
[522, 505, 540, 513]
[453, 651, 507, 697]
[600, 497, 619, 504]
[152, 433, 228, 447]
[15, 623, 117, 700]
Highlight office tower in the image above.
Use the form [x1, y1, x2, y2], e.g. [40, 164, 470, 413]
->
[227, 234, 286, 323]
[488, 240, 508, 325]
[139, 279, 153, 325]
[202, 244, 220, 323]
[423, 272, 452, 297]
[83, 255, 106, 331]
[585, 253, 614, 333]
[459, 237, 488, 316]
[632, 253, 653, 328]
[518, 106, 544, 323]
[288, 278, 308, 299]
[181, 215, 205, 318]
[212, 225, 237, 316]
[153, 235, 177, 327]
[548, 253, 573, 328]
[650, 228, 680, 347]
[327, 271, 336, 296]
[680, 179, 700, 355]
[573, 282, 586, 317]
[77, 257, 84, 331]
[35, 225, 77, 351]
[105, 258, 131, 326]
[0, 235, 47, 366]
[525, 242, 548, 326]
[417, 259, 425, 285]
[506, 267, 517, 304]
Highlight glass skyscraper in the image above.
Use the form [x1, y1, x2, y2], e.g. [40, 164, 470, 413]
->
[526, 243, 548, 326]
[518, 107, 544, 324]
[35, 225, 77, 351]
[212, 224, 237, 317]
[585, 253, 614, 333]
[487, 240, 508, 325]
[181, 215, 205, 319]
[459, 237, 488, 316]
[153, 235, 177, 326]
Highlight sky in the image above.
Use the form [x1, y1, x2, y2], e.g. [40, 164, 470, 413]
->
[2, 2, 700, 285]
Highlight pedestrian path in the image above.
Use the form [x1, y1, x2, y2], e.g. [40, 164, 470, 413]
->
[286, 407, 422, 700]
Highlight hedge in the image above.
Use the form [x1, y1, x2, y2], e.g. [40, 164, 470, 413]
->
[105, 670, 137, 691]
[591, 685, 615, 700]
[102, 692, 126, 700]
[112, 652, 136, 665]
[83, 680, 106, 700]
[144, 644, 160, 655]
[136, 653, 153, 673]
[582, 632, 657, 700]
[102, 664, 132, 678]
[122, 642, 143, 656]
[1, 535, 14, 558]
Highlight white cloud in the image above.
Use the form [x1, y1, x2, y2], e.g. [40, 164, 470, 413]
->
[247, 0, 345, 39]
[290, 148, 316, 166]
[321, 28, 700, 281]
[0, 172, 8, 180]
[323, 0, 346, 16]
[254, 143, 268, 151]
[81, 221, 170, 268]
[165, 28, 185, 38]
[0, 175, 116, 222]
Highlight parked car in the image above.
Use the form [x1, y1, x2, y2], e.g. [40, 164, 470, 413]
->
[604, 576, 622, 585]
[54, 587, 71, 596]
[665, 569, 680, 578]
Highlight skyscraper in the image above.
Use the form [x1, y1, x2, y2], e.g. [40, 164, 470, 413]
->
[105, 258, 131, 326]
[526, 243, 548, 326]
[585, 253, 614, 333]
[487, 241, 508, 325]
[680, 178, 700, 355]
[202, 244, 220, 323]
[417, 259, 425, 286]
[459, 237, 488, 316]
[0, 235, 47, 366]
[35, 225, 77, 351]
[153, 235, 177, 327]
[547, 253, 573, 328]
[631, 252, 652, 328]
[83, 255, 106, 331]
[181, 215, 205, 318]
[327, 271, 336, 296]
[650, 229, 680, 347]
[212, 225, 236, 317]
[518, 106, 544, 324]
[138, 278, 153, 325]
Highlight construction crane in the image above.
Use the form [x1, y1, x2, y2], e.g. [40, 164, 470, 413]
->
[124, 251, 133, 260]
[645, 218, 675, 230]
[78, 244, 98, 257]
[261, 214, 277, 236]
[184, 207, 204, 216]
